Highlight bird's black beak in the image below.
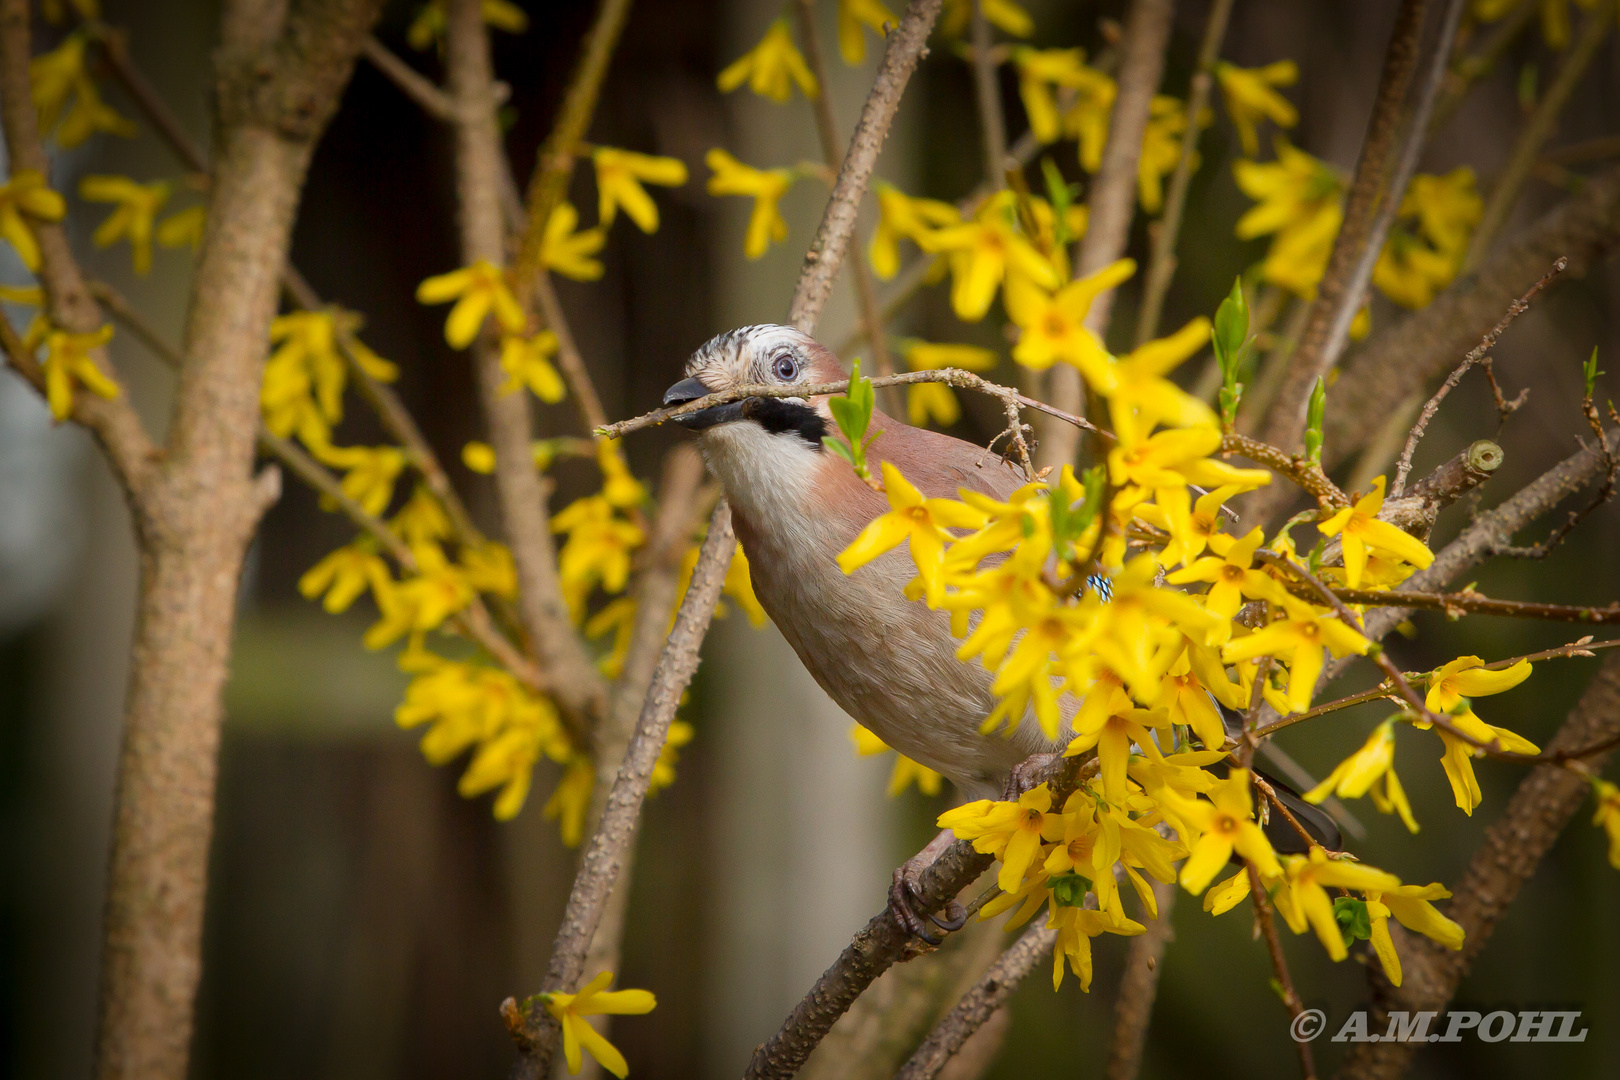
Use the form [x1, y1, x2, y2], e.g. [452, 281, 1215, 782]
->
[663, 377, 745, 430]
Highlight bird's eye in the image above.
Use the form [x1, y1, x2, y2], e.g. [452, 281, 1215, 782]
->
[772, 352, 799, 381]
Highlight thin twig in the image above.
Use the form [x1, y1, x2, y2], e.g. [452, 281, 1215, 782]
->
[1219, 432, 1350, 508]
[597, 368, 1100, 441]
[530, 269, 610, 432]
[1388, 256, 1567, 494]
[892, 922, 1057, 1080]
[1463, 5, 1613, 271]
[1133, 0, 1235, 347]
[792, 0, 900, 411]
[1246, 861, 1317, 1080]
[512, 0, 636, 281]
[508, 504, 735, 1079]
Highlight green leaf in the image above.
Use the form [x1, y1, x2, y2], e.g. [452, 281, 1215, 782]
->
[1042, 157, 1079, 246]
[825, 358, 877, 478]
[1333, 895, 1372, 947]
[1049, 872, 1091, 909]
[1304, 376, 1326, 466]
[1584, 346, 1603, 400]
[1213, 276, 1249, 372]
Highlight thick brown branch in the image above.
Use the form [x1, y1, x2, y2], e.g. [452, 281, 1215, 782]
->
[446, 0, 607, 732]
[1256, 0, 1427, 460]
[1040, 0, 1173, 471]
[1336, 650, 1620, 1080]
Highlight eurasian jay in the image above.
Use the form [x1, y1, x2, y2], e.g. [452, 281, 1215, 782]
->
[663, 324, 1335, 937]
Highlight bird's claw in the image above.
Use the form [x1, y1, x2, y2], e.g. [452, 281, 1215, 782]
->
[889, 866, 967, 943]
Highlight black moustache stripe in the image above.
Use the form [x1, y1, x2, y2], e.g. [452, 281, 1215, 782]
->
[744, 397, 828, 450]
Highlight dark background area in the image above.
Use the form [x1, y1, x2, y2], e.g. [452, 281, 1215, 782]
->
[2, 1, 1618, 1077]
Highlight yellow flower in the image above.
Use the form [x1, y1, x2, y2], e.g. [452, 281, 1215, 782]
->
[1373, 227, 1459, 309]
[1105, 317, 1218, 443]
[899, 339, 995, 427]
[320, 444, 408, 516]
[79, 175, 170, 275]
[1166, 526, 1283, 620]
[1401, 167, 1482, 255]
[1048, 903, 1144, 992]
[1004, 257, 1133, 374]
[0, 283, 43, 306]
[1064, 698, 1167, 806]
[1013, 48, 1091, 144]
[1304, 717, 1419, 832]
[1421, 655, 1539, 814]
[1591, 779, 1620, 870]
[416, 259, 527, 348]
[0, 170, 66, 271]
[705, 149, 796, 260]
[1424, 655, 1534, 714]
[850, 724, 944, 796]
[156, 205, 206, 250]
[459, 540, 518, 599]
[1364, 883, 1464, 985]
[552, 494, 645, 620]
[592, 147, 688, 233]
[650, 719, 694, 793]
[721, 543, 767, 626]
[718, 19, 818, 102]
[364, 544, 474, 648]
[30, 34, 137, 149]
[407, 0, 529, 50]
[923, 192, 1062, 322]
[35, 322, 119, 421]
[869, 182, 960, 278]
[1178, 768, 1281, 893]
[542, 202, 607, 281]
[836, 460, 987, 607]
[941, 0, 1034, 40]
[499, 330, 565, 401]
[596, 437, 646, 508]
[298, 540, 392, 613]
[1233, 139, 1343, 240]
[1062, 66, 1118, 173]
[938, 782, 1056, 892]
[545, 756, 595, 846]
[1138, 96, 1205, 214]
[1317, 477, 1436, 587]
[392, 486, 453, 550]
[1273, 847, 1402, 960]
[1262, 200, 1342, 299]
[1221, 599, 1371, 713]
[543, 972, 656, 1079]
[1106, 426, 1270, 500]
[837, 0, 897, 65]
[1215, 60, 1299, 158]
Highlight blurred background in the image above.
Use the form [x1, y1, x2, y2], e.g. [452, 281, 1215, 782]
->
[2, 0, 1619, 1077]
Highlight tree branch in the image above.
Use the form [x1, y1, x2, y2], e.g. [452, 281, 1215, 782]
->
[445, 0, 608, 732]
[1039, 0, 1173, 471]
[893, 923, 1057, 1080]
[1255, 0, 1428, 463]
[1105, 879, 1177, 1080]
[507, 502, 734, 1079]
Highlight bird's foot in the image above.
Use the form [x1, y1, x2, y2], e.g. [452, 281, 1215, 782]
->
[1001, 751, 1066, 801]
[887, 830, 968, 944]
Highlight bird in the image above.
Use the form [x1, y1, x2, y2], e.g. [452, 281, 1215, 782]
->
[663, 323, 1336, 937]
